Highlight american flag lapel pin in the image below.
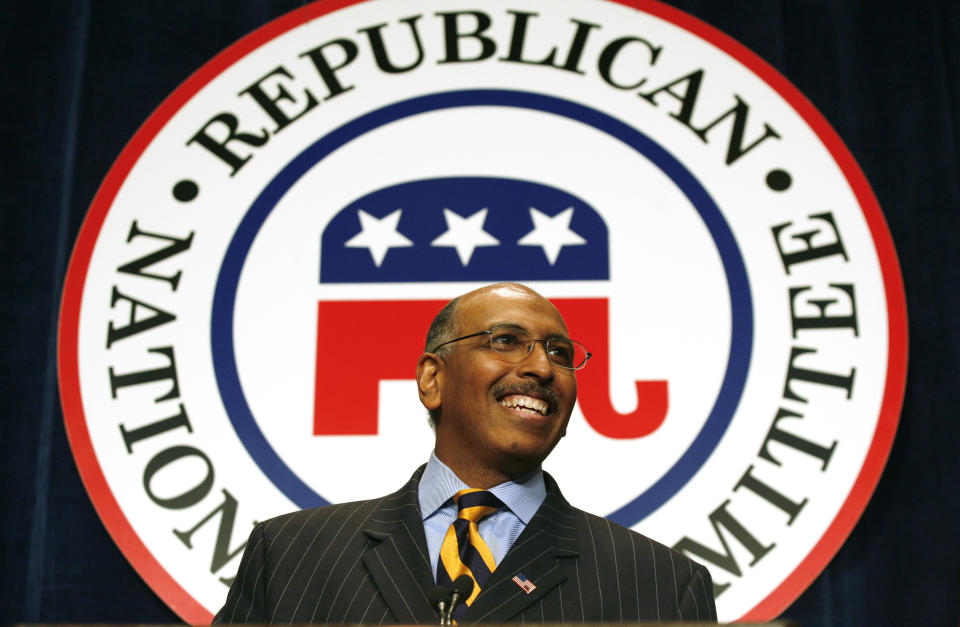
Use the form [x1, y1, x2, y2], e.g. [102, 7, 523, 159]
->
[512, 572, 537, 594]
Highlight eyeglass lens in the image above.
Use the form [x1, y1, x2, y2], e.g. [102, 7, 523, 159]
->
[488, 327, 587, 369]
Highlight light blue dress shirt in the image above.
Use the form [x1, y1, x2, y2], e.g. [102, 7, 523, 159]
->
[419, 452, 547, 580]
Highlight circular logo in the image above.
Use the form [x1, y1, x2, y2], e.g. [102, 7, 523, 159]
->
[59, 1, 907, 622]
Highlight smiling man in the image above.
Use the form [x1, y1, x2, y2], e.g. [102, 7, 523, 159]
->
[215, 283, 717, 624]
[418, 283, 578, 489]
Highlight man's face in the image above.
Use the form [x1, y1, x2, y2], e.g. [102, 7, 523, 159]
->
[425, 285, 578, 486]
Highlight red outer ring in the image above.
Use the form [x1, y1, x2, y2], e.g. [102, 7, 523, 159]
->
[58, 0, 908, 623]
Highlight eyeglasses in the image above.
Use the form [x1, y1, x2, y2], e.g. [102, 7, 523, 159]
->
[430, 325, 591, 371]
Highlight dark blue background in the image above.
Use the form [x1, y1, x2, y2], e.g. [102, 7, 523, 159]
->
[2, 1, 957, 624]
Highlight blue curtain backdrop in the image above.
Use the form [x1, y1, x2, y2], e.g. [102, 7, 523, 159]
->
[2, 1, 957, 624]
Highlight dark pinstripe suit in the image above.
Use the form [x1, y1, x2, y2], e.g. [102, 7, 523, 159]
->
[214, 467, 717, 624]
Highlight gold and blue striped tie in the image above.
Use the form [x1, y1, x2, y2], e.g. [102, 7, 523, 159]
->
[437, 489, 505, 619]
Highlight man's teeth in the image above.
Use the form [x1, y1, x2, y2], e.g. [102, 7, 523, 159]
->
[499, 395, 548, 415]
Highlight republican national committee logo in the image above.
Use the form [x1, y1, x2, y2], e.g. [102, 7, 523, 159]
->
[58, 0, 907, 623]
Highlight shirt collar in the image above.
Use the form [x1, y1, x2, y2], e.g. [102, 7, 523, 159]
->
[419, 452, 546, 524]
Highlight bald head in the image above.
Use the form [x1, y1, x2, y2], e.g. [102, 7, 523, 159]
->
[462, 283, 563, 314]
[425, 283, 566, 354]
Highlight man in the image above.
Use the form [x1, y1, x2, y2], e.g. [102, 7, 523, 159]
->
[215, 283, 717, 623]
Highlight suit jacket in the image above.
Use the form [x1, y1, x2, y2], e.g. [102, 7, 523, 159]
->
[214, 466, 717, 623]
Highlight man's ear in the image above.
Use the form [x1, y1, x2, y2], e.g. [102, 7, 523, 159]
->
[416, 353, 442, 412]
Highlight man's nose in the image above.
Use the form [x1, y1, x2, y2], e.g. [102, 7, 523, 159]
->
[519, 341, 555, 379]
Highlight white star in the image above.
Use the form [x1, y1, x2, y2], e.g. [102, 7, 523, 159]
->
[517, 207, 586, 265]
[430, 208, 500, 265]
[344, 209, 413, 267]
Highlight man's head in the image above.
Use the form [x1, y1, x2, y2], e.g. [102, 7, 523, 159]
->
[416, 283, 579, 488]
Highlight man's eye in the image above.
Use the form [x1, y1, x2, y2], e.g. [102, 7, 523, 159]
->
[547, 343, 574, 365]
[491, 332, 522, 348]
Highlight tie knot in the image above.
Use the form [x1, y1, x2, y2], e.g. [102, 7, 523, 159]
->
[453, 488, 504, 523]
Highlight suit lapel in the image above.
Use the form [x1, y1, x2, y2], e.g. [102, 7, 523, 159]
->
[361, 466, 439, 624]
[466, 475, 579, 623]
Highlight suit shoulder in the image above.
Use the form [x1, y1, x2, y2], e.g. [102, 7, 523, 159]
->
[253, 467, 424, 545]
[256, 495, 387, 540]
[572, 506, 712, 580]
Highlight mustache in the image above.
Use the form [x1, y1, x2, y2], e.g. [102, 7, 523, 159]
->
[491, 380, 560, 413]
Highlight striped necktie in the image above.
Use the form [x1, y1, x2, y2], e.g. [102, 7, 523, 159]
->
[437, 488, 505, 618]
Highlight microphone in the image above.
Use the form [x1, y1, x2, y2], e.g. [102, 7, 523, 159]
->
[432, 576, 474, 626]
[428, 585, 451, 625]
[446, 575, 474, 624]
